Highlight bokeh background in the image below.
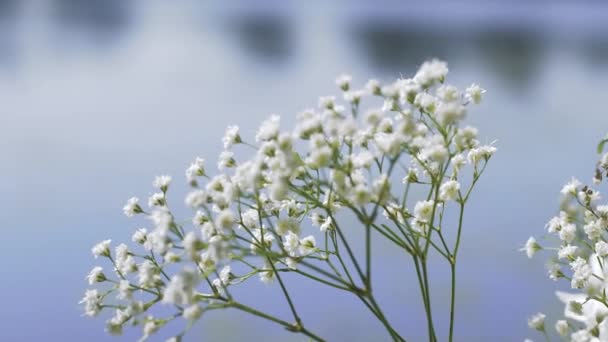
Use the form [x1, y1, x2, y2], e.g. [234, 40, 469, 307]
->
[3, 1, 608, 341]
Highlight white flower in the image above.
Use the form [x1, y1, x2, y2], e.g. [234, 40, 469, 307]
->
[467, 145, 496, 165]
[435, 102, 466, 126]
[555, 320, 569, 337]
[142, 319, 161, 341]
[80, 289, 102, 317]
[299, 236, 317, 256]
[570, 257, 592, 289]
[465, 83, 486, 104]
[148, 192, 166, 207]
[439, 180, 460, 201]
[215, 209, 235, 233]
[558, 245, 578, 260]
[414, 200, 439, 222]
[86, 266, 105, 285]
[153, 175, 172, 192]
[335, 74, 352, 91]
[117, 280, 132, 300]
[259, 262, 276, 284]
[132, 228, 147, 245]
[365, 79, 381, 95]
[527, 312, 545, 331]
[319, 216, 332, 232]
[285, 257, 298, 270]
[217, 151, 235, 170]
[584, 220, 602, 240]
[559, 223, 577, 243]
[414, 59, 448, 87]
[283, 231, 299, 256]
[162, 269, 198, 306]
[123, 197, 142, 217]
[256, 115, 280, 142]
[596, 241, 608, 257]
[222, 125, 241, 149]
[138, 260, 160, 288]
[520, 237, 541, 259]
[183, 305, 202, 320]
[318, 96, 336, 109]
[92, 239, 111, 258]
[186, 157, 206, 182]
[561, 178, 581, 196]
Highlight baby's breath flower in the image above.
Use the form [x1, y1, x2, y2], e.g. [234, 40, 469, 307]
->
[92, 240, 111, 258]
[80, 289, 102, 317]
[123, 197, 143, 217]
[153, 175, 172, 192]
[596, 241, 608, 257]
[561, 178, 581, 197]
[186, 157, 206, 183]
[465, 83, 486, 104]
[81, 63, 495, 341]
[86, 266, 106, 285]
[520, 237, 541, 259]
[223, 125, 241, 149]
[439, 180, 460, 202]
[555, 320, 569, 337]
[183, 305, 203, 320]
[527, 312, 546, 331]
[335, 74, 352, 91]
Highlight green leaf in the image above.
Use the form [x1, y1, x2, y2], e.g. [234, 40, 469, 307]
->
[598, 138, 608, 154]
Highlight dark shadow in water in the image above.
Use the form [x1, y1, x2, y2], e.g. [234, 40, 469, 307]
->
[350, 21, 542, 91]
[0, 0, 18, 67]
[52, 0, 131, 44]
[351, 22, 459, 76]
[223, 14, 292, 66]
[579, 35, 608, 68]
[472, 29, 543, 91]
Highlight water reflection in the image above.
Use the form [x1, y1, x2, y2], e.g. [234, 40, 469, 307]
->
[351, 23, 457, 75]
[473, 29, 543, 90]
[224, 13, 292, 65]
[52, 0, 131, 44]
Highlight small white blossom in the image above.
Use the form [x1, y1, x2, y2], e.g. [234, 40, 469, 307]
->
[555, 320, 569, 337]
[527, 312, 545, 331]
[439, 180, 460, 201]
[86, 266, 105, 285]
[520, 237, 541, 259]
[465, 83, 486, 104]
[123, 197, 142, 217]
[92, 240, 111, 258]
[183, 305, 203, 320]
[153, 175, 172, 192]
[222, 125, 241, 149]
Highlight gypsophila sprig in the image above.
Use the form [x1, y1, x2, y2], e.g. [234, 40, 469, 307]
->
[524, 136, 608, 341]
[81, 60, 494, 342]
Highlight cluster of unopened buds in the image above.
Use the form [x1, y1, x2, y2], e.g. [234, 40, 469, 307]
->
[524, 136, 608, 342]
[81, 59, 493, 342]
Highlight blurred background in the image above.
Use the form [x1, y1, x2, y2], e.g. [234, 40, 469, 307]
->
[3, 0, 608, 341]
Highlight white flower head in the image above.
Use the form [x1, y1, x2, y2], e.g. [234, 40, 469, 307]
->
[123, 197, 143, 217]
[86, 266, 105, 285]
[256, 115, 280, 142]
[527, 312, 546, 331]
[520, 237, 541, 259]
[439, 180, 460, 202]
[153, 175, 172, 192]
[92, 239, 111, 258]
[80, 289, 102, 317]
[222, 125, 242, 149]
[465, 83, 486, 104]
[335, 74, 352, 91]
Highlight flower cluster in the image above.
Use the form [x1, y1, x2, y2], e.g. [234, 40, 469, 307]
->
[81, 59, 492, 341]
[523, 134, 608, 341]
